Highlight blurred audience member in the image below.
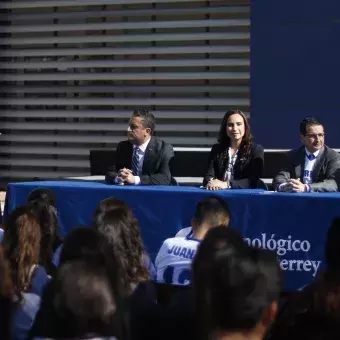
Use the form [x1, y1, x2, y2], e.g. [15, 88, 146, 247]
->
[93, 203, 152, 295]
[268, 217, 340, 340]
[3, 205, 49, 339]
[93, 197, 127, 221]
[175, 196, 230, 238]
[155, 196, 230, 285]
[28, 188, 62, 275]
[93, 203, 158, 340]
[52, 260, 119, 339]
[0, 245, 13, 340]
[193, 227, 281, 340]
[30, 228, 127, 340]
[94, 197, 156, 279]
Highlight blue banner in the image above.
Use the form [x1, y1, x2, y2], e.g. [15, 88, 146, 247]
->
[6, 181, 340, 291]
[251, 0, 340, 149]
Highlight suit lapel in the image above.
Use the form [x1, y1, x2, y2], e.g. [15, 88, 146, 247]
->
[294, 147, 305, 180]
[127, 142, 133, 168]
[233, 153, 242, 177]
[218, 148, 229, 178]
[312, 147, 325, 182]
[142, 137, 156, 173]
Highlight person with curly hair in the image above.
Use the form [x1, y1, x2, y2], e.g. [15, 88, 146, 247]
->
[93, 205, 151, 293]
[93, 204, 157, 340]
[27, 187, 62, 275]
[203, 109, 264, 190]
[2, 205, 49, 339]
[93, 197, 156, 280]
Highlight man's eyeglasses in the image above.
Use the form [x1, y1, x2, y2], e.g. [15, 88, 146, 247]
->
[305, 133, 325, 139]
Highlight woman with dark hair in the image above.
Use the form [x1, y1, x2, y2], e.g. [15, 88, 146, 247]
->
[93, 206, 150, 293]
[29, 227, 127, 340]
[3, 205, 49, 339]
[53, 260, 119, 339]
[267, 217, 340, 340]
[204, 109, 264, 190]
[94, 205, 158, 340]
[27, 187, 62, 275]
[193, 227, 281, 340]
[93, 197, 127, 221]
[93, 197, 156, 280]
[3, 205, 49, 297]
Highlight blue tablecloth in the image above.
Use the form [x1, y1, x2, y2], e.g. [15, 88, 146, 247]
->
[5, 181, 340, 291]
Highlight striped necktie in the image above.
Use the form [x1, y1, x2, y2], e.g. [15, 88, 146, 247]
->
[132, 147, 140, 175]
[306, 153, 316, 161]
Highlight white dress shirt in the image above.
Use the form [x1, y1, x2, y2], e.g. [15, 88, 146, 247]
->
[223, 147, 238, 185]
[132, 138, 151, 185]
[278, 147, 320, 192]
[115, 138, 151, 185]
[303, 148, 320, 185]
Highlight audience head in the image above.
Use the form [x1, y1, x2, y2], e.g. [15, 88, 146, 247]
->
[192, 227, 248, 287]
[28, 187, 56, 207]
[127, 108, 155, 145]
[93, 203, 149, 291]
[3, 205, 41, 295]
[28, 187, 61, 274]
[92, 197, 128, 226]
[58, 227, 127, 339]
[60, 227, 115, 267]
[193, 227, 281, 340]
[269, 219, 340, 340]
[60, 227, 123, 291]
[53, 260, 117, 338]
[325, 217, 340, 271]
[0, 245, 13, 340]
[191, 196, 230, 239]
[0, 245, 13, 297]
[299, 117, 324, 153]
[218, 109, 252, 148]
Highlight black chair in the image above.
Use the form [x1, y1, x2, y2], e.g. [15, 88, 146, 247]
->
[257, 179, 269, 190]
[90, 150, 116, 176]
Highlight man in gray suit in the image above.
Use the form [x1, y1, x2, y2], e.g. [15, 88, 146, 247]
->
[273, 117, 340, 192]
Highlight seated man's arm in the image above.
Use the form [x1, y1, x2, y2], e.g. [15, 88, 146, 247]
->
[272, 151, 293, 191]
[139, 143, 174, 185]
[309, 153, 340, 192]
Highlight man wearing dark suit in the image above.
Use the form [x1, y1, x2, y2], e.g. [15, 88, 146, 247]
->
[106, 109, 174, 186]
[273, 117, 340, 192]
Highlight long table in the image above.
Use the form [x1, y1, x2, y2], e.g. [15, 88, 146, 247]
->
[5, 181, 340, 291]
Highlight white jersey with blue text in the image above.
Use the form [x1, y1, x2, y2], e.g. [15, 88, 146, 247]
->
[155, 236, 200, 286]
[175, 227, 193, 238]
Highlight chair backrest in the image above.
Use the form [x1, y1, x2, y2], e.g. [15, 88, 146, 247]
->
[155, 282, 190, 307]
[257, 178, 269, 190]
[89, 149, 210, 177]
[89, 149, 289, 181]
[90, 150, 116, 176]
